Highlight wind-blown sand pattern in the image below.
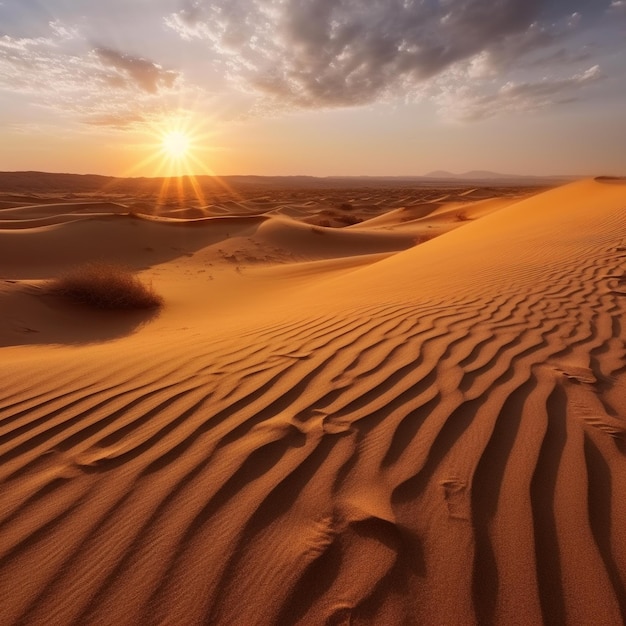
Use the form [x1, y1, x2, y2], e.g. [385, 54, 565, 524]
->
[1, 177, 626, 625]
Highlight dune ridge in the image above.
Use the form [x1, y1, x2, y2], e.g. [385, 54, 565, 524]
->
[1, 179, 625, 624]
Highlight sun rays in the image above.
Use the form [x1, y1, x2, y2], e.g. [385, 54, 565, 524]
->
[112, 113, 240, 209]
[147, 116, 205, 178]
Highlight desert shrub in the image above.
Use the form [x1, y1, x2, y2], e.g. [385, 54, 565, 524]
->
[50, 261, 163, 309]
[335, 214, 362, 226]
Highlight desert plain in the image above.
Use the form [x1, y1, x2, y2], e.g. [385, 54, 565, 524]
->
[1, 172, 626, 625]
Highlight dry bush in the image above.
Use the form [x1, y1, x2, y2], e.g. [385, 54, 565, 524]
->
[335, 214, 362, 226]
[51, 261, 163, 310]
[455, 212, 472, 222]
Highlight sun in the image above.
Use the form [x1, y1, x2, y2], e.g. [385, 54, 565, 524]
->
[122, 112, 236, 209]
[161, 130, 190, 159]
[126, 113, 224, 188]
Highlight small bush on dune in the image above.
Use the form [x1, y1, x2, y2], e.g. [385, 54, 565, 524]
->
[51, 262, 163, 310]
[335, 214, 362, 226]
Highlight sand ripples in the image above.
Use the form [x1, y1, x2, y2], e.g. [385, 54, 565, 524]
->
[1, 181, 626, 624]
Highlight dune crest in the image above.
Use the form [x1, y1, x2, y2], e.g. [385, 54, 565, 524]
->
[1, 179, 625, 624]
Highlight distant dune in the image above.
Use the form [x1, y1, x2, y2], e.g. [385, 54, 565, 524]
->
[0, 170, 567, 196]
[424, 169, 580, 182]
[1, 177, 625, 624]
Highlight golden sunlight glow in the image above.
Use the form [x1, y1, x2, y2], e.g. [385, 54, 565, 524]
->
[161, 131, 190, 159]
[134, 115, 209, 179]
[116, 112, 240, 211]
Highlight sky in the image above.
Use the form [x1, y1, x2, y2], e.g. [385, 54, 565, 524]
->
[0, 0, 625, 177]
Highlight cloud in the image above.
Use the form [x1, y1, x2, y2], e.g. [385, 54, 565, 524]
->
[0, 21, 183, 127]
[435, 65, 604, 122]
[464, 12, 585, 77]
[48, 20, 80, 41]
[165, 0, 609, 111]
[95, 47, 179, 93]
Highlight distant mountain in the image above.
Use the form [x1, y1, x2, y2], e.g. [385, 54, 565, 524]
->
[424, 170, 457, 179]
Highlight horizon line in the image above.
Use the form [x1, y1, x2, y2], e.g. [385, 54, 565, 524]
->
[0, 169, 591, 181]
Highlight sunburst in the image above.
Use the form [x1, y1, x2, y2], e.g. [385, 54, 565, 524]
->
[111, 113, 240, 210]
[161, 130, 191, 160]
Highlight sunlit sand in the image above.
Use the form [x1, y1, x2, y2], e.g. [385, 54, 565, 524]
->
[1, 173, 626, 624]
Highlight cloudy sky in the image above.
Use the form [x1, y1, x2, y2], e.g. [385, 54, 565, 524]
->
[1, 0, 625, 176]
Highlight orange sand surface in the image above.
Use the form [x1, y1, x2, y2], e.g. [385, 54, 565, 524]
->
[1, 177, 626, 624]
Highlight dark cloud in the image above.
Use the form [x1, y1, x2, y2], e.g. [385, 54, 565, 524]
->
[166, 0, 612, 108]
[467, 15, 581, 74]
[95, 47, 178, 93]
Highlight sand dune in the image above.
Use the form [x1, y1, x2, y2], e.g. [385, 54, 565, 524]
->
[1, 178, 625, 624]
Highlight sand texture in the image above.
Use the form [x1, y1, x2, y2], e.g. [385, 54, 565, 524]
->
[1, 177, 626, 625]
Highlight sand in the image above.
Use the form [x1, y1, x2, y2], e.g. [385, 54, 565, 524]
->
[1, 176, 625, 625]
